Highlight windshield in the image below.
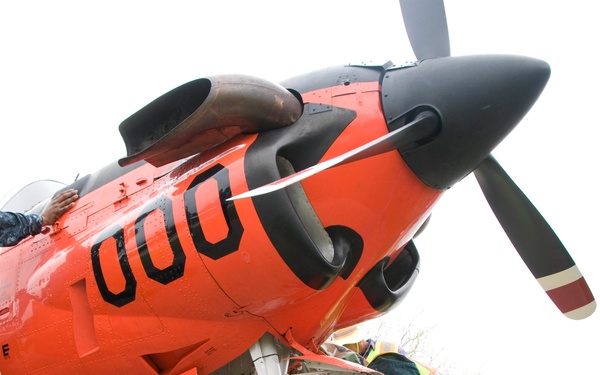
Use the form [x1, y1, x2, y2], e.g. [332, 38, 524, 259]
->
[0, 180, 66, 214]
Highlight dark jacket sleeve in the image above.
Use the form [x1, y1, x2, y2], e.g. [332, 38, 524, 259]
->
[0, 211, 43, 247]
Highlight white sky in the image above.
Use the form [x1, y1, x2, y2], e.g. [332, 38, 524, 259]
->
[0, 1, 598, 374]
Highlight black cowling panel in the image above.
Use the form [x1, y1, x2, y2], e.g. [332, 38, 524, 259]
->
[244, 106, 357, 289]
[358, 240, 420, 312]
[280, 65, 384, 95]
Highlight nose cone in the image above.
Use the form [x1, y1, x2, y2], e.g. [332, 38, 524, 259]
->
[382, 55, 551, 190]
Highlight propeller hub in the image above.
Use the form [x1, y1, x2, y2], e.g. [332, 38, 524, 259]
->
[382, 54, 550, 189]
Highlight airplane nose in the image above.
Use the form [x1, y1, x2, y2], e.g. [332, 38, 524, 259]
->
[382, 54, 551, 190]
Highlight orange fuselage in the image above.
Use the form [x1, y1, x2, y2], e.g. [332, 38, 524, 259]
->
[0, 83, 441, 375]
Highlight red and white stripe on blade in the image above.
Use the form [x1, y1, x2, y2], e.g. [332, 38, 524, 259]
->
[537, 265, 596, 319]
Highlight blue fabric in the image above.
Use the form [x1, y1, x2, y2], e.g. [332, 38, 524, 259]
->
[0, 211, 43, 247]
[368, 353, 420, 375]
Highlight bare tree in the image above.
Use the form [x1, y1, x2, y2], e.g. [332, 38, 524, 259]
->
[360, 311, 481, 374]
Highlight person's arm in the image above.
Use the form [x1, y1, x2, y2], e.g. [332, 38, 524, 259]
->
[0, 189, 78, 247]
[0, 211, 43, 247]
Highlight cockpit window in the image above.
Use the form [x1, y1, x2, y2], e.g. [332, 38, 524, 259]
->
[0, 180, 66, 214]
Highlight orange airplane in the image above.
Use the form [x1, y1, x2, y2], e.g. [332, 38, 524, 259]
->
[0, 1, 595, 374]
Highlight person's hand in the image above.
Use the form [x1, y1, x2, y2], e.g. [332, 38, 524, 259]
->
[41, 189, 79, 226]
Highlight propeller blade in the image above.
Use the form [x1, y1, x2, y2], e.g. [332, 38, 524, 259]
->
[399, 0, 451, 60]
[228, 111, 439, 201]
[473, 156, 595, 319]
